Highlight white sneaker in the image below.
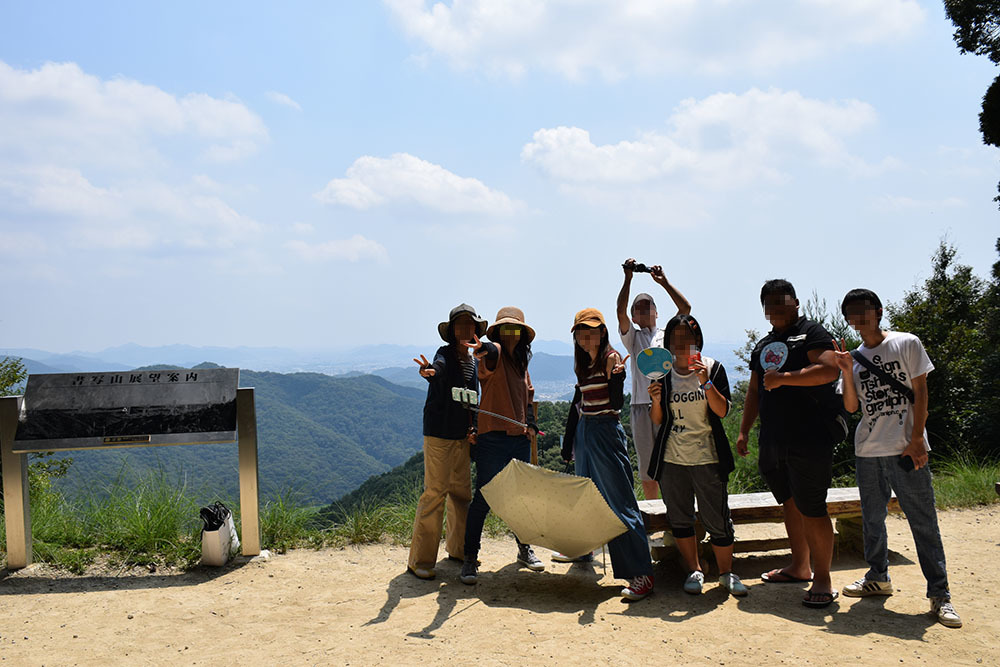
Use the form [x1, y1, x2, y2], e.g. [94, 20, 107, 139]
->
[683, 570, 705, 595]
[719, 572, 748, 597]
[842, 578, 893, 597]
[930, 597, 962, 628]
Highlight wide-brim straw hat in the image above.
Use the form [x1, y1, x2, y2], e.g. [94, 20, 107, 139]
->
[438, 303, 488, 342]
[571, 307, 606, 331]
[486, 306, 535, 343]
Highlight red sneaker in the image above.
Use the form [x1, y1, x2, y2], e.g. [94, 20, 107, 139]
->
[621, 575, 654, 600]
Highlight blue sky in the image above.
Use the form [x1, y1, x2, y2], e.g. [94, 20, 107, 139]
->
[2, 1, 998, 354]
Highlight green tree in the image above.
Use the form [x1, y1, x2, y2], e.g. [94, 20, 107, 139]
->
[0, 356, 27, 396]
[973, 238, 1000, 449]
[887, 241, 992, 457]
[945, 1, 1000, 205]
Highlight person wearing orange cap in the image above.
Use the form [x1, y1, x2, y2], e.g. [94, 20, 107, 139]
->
[562, 307, 655, 601]
[459, 306, 545, 584]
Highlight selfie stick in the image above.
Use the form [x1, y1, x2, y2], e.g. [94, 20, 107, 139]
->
[451, 388, 545, 434]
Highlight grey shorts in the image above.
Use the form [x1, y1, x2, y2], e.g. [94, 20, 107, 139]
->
[630, 403, 656, 482]
[658, 462, 735, 547]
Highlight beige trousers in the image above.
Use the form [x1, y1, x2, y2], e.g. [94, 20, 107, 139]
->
[408, 435, 472, 570]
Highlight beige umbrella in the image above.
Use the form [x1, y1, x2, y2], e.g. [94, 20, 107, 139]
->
[481, 459, 627, 559]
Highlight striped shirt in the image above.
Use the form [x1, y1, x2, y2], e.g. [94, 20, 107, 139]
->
[579, 348, 619, 416]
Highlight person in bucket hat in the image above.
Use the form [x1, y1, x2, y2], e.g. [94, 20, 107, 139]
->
[407, 304, 487, 580]
[459, 306, 544, 584]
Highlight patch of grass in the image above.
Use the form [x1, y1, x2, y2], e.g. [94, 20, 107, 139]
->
[330, 499, 391, 545]
[260, 490, 315, 553]
[933, 454, 1000, 508]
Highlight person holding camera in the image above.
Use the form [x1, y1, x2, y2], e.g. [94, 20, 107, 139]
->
[833, 289, 961, 628]
[616, 258, 691, 501]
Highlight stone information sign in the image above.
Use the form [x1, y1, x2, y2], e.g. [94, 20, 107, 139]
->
[13, 368, 239, 452]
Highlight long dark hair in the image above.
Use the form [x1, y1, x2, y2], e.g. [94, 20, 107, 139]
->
[504, 336, 532, 375]
[573, 324, 610, 383]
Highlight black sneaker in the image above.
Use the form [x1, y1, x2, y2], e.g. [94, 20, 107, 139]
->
[517, 544, 544, 571]
[460, 557, 478, 585]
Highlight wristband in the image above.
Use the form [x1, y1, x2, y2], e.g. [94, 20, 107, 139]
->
[700, 380, 713, 391]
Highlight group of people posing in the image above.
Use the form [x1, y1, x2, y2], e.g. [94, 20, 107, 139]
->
[406, 260, 961, 628]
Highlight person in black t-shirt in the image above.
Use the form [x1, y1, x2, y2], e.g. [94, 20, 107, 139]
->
[737, 280, 843, 608]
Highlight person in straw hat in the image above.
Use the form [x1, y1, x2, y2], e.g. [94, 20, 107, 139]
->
[407, 304, 488, 581]
[562, 307, 655, 601]
[459, 306, 545, 584]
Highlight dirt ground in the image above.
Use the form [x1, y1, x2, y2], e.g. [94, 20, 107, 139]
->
[1, 506, 998, 666]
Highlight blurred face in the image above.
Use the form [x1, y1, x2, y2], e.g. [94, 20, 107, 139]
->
[844, 302, 881, 333]
[574, 324, 601, 353]
[632, 300, 657, 329]
[762, 293, 799, 330]
[452, 314, 477, 345]
[668, 327, 699, 371]
[497, 324, 522, 351]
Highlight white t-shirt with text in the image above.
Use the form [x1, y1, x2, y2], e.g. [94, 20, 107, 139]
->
[663, 364, 718, 466]
[849, 331, 934, 457]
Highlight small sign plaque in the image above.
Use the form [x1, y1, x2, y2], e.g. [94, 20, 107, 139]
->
[13, 368, 239, 452]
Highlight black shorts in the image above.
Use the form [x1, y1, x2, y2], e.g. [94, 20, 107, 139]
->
[761, 449, 833, 518]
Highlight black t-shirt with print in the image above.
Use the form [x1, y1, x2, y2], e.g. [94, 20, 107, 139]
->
[750, 316, 838, 456]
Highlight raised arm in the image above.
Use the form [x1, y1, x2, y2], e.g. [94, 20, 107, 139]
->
[832, 339, 859, 413]
[650, 265, 691, 316]
[616, 259, 636, 335]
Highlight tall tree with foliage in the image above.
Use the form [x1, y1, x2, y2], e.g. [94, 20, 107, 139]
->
[945, 1, 1000, 205]
[887, 241, 997, 457]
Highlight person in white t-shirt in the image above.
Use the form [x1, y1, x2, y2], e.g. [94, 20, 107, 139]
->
[615, 258, 691, 500]
[832, 288, 961, 628]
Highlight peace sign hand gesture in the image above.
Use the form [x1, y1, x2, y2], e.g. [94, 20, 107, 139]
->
[831, 338, 854, 375]
[462, 334, 489, 360]
[611, 354, 630, 375]
[412, 354, 436, 378]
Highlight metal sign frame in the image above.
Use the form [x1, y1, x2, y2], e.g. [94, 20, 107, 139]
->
[0, 387, 261, 569]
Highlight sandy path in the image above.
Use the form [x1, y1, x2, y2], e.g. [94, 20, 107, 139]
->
[1, 506, 997, 666]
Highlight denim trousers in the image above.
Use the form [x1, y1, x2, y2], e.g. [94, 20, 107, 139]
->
[575, 415, 653, 580]
[855, 455, 950, 599]
[463, 431, 531, 559]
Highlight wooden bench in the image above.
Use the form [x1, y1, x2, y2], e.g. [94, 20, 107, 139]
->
[638, 487, 901, 559]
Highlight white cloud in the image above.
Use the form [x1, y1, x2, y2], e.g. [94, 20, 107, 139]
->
[286, 236, 389, 263]
[520, 88, 885, 223]
[0, 61, 268, 165]
[315, 153, 516, 215]
[385, 0, 925, 79]
[522, 88, 880, 187]
[266, 90, 302, 111]
[0, 166, 262, 251]
[0, 60, 267, 255]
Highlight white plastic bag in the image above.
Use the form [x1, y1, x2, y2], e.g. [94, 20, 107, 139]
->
[201, 503, 241, 566]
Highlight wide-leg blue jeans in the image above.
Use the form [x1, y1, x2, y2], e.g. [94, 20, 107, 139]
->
[575, 415, 653, 580]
